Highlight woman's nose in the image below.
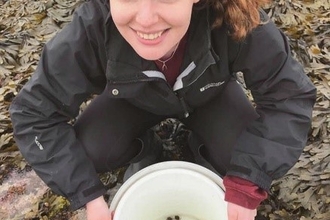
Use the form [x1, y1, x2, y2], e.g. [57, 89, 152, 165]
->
[135, 0, 159, 27]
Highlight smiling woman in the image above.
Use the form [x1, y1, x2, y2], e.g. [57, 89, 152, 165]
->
[110, 0, 199, 60]
[8, 0, 316, 219]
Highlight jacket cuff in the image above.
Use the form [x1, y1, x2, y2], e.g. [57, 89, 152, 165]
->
[68, 181, 107, 210]
[226, 164, 273, 191]
[223, 175, 268, 209]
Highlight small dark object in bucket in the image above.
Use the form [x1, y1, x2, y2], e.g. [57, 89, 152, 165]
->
[167, 217, 172, 220]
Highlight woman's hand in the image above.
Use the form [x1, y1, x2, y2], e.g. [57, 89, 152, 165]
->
[86, 196, 112, 220]
[227, 202, 257, 220]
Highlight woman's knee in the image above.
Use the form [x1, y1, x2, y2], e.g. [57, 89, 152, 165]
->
[81, 138, 141, 172]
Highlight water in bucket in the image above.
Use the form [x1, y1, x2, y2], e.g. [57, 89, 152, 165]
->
[156, 214, 200, 220]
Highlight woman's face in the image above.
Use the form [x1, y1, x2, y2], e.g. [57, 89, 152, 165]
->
[110, 0, 199, 60]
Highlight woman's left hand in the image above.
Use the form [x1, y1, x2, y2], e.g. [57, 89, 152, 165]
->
[227, 202, 257, 220]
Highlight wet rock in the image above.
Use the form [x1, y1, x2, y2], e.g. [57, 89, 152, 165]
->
[69, 209, 86, 220]
[0, 169, 48, 220]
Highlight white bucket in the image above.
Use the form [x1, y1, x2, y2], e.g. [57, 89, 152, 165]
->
[110, 161, 228, 220]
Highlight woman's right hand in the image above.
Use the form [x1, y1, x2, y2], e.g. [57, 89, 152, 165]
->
[86, 196, 112, 220]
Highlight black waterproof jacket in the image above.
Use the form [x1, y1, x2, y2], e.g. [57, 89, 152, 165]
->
[9, 0, 316, 210]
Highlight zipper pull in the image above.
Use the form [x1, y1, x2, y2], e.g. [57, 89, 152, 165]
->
[179, 97, 190, 118]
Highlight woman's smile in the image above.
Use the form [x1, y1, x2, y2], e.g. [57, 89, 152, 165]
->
[135, 30, 165, 40]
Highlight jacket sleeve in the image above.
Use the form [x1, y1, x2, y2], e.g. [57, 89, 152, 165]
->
[9, 0, 109, 210]
[227, 12, 317, 191]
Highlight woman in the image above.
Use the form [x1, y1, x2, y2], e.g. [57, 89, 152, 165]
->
[9, 0, 316, 219]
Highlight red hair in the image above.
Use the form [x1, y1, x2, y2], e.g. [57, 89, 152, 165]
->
[200, 0, 271, 41]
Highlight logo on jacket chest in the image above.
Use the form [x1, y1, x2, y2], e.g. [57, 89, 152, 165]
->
[199, 81, 225, 92]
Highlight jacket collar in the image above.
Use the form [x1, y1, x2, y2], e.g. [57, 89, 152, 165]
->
[105, 7, 218, 86]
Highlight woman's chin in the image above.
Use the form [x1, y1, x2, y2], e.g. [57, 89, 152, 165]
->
[135, 50, 165, 61]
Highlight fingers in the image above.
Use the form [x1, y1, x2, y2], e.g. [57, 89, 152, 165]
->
[227, 202, 257, 220]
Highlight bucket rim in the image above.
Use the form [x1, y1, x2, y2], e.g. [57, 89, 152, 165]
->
[109, 161, 225, 212]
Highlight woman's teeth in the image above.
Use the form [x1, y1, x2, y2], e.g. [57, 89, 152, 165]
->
[137, 31, 163, 40]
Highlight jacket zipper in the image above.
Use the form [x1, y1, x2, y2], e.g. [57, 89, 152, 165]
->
[179, 97, 190, 118]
